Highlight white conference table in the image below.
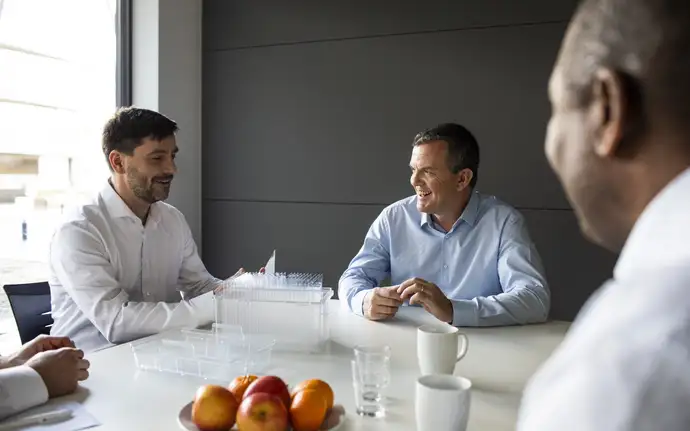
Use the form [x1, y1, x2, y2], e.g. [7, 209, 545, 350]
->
[57, 301, 570, 430]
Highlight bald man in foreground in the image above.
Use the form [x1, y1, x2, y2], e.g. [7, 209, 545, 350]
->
[517, 0, 690, 429]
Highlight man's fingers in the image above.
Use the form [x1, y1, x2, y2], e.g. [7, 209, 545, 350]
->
[397, 278, 413, 293]
[49, 336, 74, 349]
[399, 284, 422, 300]
[396, 278, 417, 294]
[374, 295, 402, 308]
[409, 292, 427, 307]
[78, 359, 90, 370]
[374, 304, 399, 315]
[371, 307, 397, 320]
[68, 348, 84, 360]
[375, 287, 402, 302]
[77, 370, 90, 381]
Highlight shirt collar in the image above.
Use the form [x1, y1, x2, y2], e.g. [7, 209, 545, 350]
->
[100, 180, 160, 225]
[614, 167, 690, 279]
[420, 191, 480, 230]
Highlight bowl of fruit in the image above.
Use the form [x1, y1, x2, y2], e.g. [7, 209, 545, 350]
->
[178, 375, 346, 431]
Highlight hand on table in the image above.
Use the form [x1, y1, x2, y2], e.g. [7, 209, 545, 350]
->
[1, 335, 75, 369]
[363, 286, 403, 321]
[26, 347, 90, 398]
[397, 278, 454, 324]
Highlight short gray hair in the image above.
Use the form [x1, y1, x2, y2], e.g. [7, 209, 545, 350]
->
[562, 0, 690, 128]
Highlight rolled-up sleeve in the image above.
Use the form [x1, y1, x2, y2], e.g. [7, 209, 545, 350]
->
[50, 222, 215, 345]
[338, 211, 392, 316]
[451, 213, 550, 326]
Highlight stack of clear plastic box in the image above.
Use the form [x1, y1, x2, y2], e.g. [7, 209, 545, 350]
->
[130, 271, 331, 380]
[130, 323, 276, 381]
[214, 272, 333, 353]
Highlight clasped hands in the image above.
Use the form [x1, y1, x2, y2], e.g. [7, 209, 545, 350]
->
[363, 278, 454, 324]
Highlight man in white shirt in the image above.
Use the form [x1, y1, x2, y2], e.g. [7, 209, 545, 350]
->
[0, 335, 89, 420]
[49, 107, 236, 352]
[517, 0, 690, 430]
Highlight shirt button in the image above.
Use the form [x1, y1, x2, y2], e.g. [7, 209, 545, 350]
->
[443, 264, 448, 269]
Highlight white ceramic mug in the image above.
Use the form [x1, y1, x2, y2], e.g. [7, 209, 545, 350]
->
[416, 375, 472, 431]
[417, 324, 469, 375]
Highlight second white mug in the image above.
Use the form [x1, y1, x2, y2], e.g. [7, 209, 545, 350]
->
[417, 324, 469, 375]
[416, 374, 472, 431]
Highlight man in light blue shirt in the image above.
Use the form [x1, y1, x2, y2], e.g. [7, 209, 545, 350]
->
[339, 123, 550, 326]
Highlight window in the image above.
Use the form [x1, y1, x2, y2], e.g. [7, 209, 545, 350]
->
[0, 0, 130, 352]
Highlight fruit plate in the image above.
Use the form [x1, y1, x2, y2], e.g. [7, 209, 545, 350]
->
[178, 401, 347, 431]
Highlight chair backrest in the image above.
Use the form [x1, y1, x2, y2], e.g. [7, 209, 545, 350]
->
[2, 282, 53, 344]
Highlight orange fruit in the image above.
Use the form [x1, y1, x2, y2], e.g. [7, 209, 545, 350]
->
[289, 388, 328, 431]
[228, 375, 258, 402]
[291, 379, 334, 410]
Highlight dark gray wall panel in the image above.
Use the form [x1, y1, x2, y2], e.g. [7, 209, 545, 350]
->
[201, 1, 604, 320]
[203, 22, 570, 209]
[522, 210, 618, 321]
[202, 200, 617, 321]
[204, 0, 578, 51]
[202, 199, 385, 287]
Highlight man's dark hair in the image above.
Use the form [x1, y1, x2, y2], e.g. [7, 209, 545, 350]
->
[413, 123, 480, 188]
[564, 0, 690, 129]
[102, 107, 178, 165]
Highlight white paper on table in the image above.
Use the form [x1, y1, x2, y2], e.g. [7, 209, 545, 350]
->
[264, 249, 276, 275]
[0, 401, 100, 431]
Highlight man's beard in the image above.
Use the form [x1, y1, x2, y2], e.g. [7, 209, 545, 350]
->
[126, 166, 172, 204]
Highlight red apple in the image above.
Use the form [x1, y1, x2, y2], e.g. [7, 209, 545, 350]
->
[236, 393, 289, 431]
[192, 384, 239, 431]
[243, 376, 291, 409]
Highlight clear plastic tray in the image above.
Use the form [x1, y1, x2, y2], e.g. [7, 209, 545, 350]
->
[130, 324, 275, 381]
[215, 286, 334, 353]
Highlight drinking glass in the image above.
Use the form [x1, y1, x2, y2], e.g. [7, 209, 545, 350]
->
[351, 345, 391, 417]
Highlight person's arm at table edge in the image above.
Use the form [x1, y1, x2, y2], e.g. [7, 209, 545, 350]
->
[0, 366, 49, 420]
[174, 210, 222, 300]
[50, 222, 215, 344]
[338, 211, 392, 316]
[450, 213, 550, 327]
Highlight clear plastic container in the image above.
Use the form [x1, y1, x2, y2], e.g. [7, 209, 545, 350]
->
[130, 324, 275, 381]
[214, 286, 334, 353]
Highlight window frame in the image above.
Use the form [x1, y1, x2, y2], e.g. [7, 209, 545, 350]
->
[116, 0, 132, 107]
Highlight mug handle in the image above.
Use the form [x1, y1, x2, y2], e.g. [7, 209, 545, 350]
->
[456, 333, 469, 362]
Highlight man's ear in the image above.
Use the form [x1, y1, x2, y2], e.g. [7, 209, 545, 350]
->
[590, 68, 628, 158]
[108, 151, 126, 174]
[456, 169, 473, 191]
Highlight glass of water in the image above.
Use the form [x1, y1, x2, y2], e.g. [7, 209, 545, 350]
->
[351, 345, 391, 418]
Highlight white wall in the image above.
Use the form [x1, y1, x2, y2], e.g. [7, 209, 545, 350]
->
[132, 0, 203, 248]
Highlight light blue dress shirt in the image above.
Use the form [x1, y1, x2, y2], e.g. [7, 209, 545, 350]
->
[338, 191, 550, 326]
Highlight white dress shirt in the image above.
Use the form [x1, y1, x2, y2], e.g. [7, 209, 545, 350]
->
[0, 366, 48, 420]
[517, 167, 690, 430]
[49, 182, 221, 352]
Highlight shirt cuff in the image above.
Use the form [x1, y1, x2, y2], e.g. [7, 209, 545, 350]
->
[190, 291, 215, 327]
[351, 290, 369, 317]
[451, 299, 479, 327]
[0, 366, 49, 418]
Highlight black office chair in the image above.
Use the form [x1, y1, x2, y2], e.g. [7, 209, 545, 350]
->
[2, 281, 53, 344]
